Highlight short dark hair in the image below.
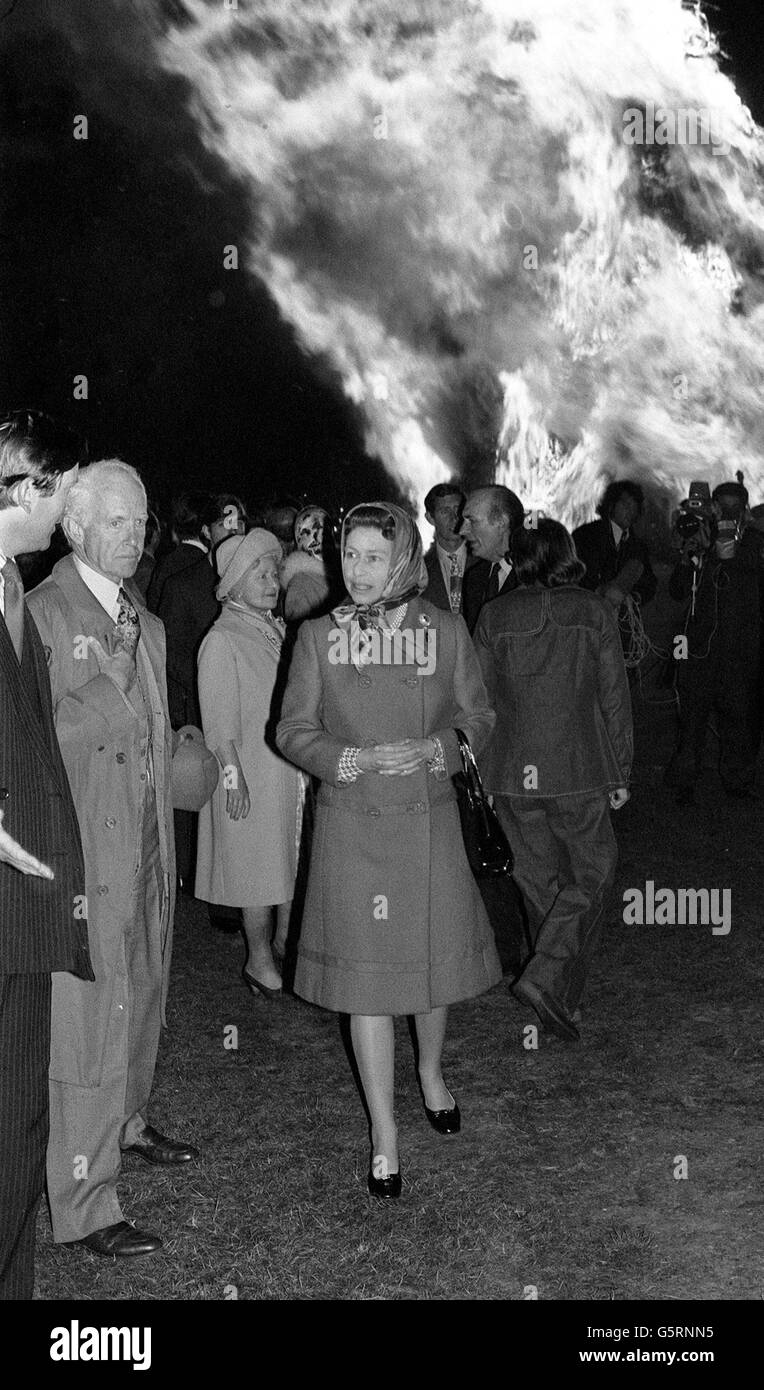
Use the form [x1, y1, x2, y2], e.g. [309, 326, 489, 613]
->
[171, 491, 213, 541]
[211, 492, 247, 527]
[484, 484, 524, 533]
[510, 518, 585, 588]
[0, 409, 85, 510]
[424, 481, 464, 514]
[596, 479, 645, 519]
[262, 501, 298, 543]
[343, 504, 397, 543]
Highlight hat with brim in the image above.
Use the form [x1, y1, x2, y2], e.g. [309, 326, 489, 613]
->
[215, 528, 282, 600]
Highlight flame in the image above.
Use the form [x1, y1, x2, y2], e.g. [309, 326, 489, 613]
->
[157, 0, 764, 524]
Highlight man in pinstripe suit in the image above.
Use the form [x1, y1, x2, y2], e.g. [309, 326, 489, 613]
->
[0, 410, 92, 1300]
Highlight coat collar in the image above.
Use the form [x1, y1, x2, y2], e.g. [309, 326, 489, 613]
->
[49, 553, 145, 629]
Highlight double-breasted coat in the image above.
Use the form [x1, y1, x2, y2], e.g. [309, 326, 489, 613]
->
[27, 557, 176, 1088]
[276, 596, 502, 1015]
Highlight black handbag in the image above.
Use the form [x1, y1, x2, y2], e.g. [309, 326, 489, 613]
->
[454, 729, 513, 877]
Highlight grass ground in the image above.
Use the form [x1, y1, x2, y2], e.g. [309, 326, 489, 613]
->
[34, 575, 764, 1300]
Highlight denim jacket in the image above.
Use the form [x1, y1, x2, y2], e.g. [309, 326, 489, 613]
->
[474, 585, 633, 797]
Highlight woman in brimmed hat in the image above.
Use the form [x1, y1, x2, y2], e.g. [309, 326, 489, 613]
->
[277, 503, 501, 1198]
[195, 529, 306, 997]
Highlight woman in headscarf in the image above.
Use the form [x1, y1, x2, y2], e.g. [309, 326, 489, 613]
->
[195, 530, 305, 998]
[277, 503, 501, 1198]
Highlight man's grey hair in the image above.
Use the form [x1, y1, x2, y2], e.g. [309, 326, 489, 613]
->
[65, 459, 147, 525]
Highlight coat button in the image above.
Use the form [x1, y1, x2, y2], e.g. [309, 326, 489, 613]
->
[359, 677, 372, 687]
[404, 676, 419, 687]
[406, 802, 426, 813]
[104, 817, 116, 828]
[96, 884, 109, 896]
[97, 746, 105, 753]
[368, 808, 381, 818]
[0, 788, 9, 800]
[115, 753, 126, 764]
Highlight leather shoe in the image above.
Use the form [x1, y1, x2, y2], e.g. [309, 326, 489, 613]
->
[424, 1099, 461, 1135]
[121, 1124, 199, 1165]
[243, 967, 282, 1001]
[368, 1156, 402, 1199]
[513, 978, 580, 1041]
[75, 1221, 162, 1258]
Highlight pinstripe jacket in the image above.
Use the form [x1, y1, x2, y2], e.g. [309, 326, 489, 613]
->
[0, 602, 92, 979]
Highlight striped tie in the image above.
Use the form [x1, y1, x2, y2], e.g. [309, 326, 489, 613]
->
[2, 558, 24, 661]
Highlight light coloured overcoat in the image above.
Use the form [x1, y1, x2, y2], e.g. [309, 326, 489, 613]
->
[277, 597, 502, 1014]
[27, 557, 175, 1087]
[195, 606, 304, 906]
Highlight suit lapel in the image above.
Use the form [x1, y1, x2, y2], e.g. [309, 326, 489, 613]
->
[0, 608, 63, 785]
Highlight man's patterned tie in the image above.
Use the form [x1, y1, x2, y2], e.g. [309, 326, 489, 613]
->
[2, 558, 24, 661]
[449, 553, 462, 613]
[116, 587, 141, 654]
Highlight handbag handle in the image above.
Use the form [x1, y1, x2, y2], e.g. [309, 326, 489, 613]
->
[455, 728, 487, 805]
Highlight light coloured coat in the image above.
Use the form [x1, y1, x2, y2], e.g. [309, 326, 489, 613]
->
[195, 606, 304, 906]
[27, 557, 175, 1087]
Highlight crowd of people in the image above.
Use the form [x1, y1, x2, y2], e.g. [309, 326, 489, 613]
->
[1, 407, 762, 1296]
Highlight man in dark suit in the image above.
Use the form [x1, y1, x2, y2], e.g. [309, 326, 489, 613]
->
[573, 479, 657, 613]
[421, 482, 479, 617]
[147, 492, 220, 729]
[459, 485, 525, 633]
[0, 410, 92, 1300]
[147, 493, 220, 888]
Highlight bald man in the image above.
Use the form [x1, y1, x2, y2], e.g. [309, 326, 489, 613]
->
[459, 485, 525, 633]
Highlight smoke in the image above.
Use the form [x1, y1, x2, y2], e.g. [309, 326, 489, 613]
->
[23, 0, 764, 523]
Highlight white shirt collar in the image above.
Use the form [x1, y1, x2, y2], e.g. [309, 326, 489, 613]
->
[610, 519, 625, 545]
[182, 538, 208, 553]
[72, 554, 122, 621]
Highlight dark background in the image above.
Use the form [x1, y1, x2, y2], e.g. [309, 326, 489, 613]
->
[0, 0, 762, 518]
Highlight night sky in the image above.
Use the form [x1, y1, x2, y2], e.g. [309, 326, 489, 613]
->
[0, 0, 762, 520]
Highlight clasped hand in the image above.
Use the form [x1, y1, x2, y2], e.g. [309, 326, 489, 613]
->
[357, 739, 436, 776]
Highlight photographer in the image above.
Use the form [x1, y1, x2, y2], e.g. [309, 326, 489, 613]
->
[573, 480, 657, 612]
[664, 481, 760, 804]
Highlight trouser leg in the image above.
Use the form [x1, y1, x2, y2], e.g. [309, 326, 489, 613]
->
[48, 796, 164, 1241]
[0, 973, 51, 1300]
[665, 671, 714, 789]
[518, 795, 617, 1015]
[494, 796, 560, 945]
[122, 796, 164, 1146]
[716, 669, 758, 792]
[47, 961, 129, 1243]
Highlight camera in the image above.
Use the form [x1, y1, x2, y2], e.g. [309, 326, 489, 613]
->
[675, 480, 716, 541]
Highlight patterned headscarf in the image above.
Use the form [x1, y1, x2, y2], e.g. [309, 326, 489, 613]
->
[331, 504, 427, 668]
[333, 503, 426, 627]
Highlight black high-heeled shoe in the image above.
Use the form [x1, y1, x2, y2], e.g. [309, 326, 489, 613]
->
[368, 1155, 402, 1199]
[424, 1099, 461, 1135]
[242, 968, 282, 1001]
